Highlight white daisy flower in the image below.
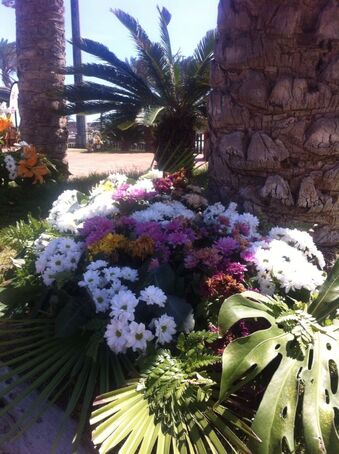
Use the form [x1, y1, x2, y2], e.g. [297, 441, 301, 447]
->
[105, 319, 129, 354]
[153, 315, 176, 345]
[110, 290, 138, 322]
[126, 322, 154, 352]
[139, 286, 167, 307]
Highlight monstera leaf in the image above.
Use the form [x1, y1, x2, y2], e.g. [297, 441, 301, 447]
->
[218, 290, 339, 454]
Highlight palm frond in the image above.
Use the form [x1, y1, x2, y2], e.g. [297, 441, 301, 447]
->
[0, 319, 136, 450]
[91, 349, 258, 454]
[113, 9, 174, 101]
[157, 6, 173, 64]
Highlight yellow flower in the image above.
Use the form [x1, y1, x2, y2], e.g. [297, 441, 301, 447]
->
[88, 233, 128, 256]
[100, 181, 114, 192]
[127, 235, 155, 260]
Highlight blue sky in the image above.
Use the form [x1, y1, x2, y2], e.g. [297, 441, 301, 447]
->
[1, 0, 218, 62]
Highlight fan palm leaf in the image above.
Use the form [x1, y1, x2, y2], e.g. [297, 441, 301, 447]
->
[0, 319, 136, 451]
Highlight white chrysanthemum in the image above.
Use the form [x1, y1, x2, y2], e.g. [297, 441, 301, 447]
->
[90, 287, 111, 313]
[78, 269, 102, 289]
[3, 154, 17, 180]
[126, 322, 154, 352]
[247, 238, 325, 295]
[153, 315, 176, 345]
[35, 237, 83, 286]
[86, 260, 109, 271]
[268, 227, 325, 268]
[105, 319, 129, 354]
[103, 266, 122, 281]
[110, 290, 138, 322]
[47, 189, 119, 233]
[131, 201, 194, 223]
[139, 169, 163, 180]
[120, 267, 139, 282]
[127, 178, 155, 194]
[139, 286, 167, 307]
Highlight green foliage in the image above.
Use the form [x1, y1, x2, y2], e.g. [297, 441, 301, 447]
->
[0, 318, 136, 451]
[0, 214, 48, 252]
[66, 8, 215, 171]
[218, 266, 339, 454]
[0, 38, 16, 88]
[91, 332, 258, 453]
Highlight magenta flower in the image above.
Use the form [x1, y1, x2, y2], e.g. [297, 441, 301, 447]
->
[153, 177, 172, 193]
[80, 216, 114, 246]
[225, 262, 247, 280]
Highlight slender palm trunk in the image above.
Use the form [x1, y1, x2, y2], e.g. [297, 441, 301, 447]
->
[208, 0, 339, 246]
[15, 0, 68, 161]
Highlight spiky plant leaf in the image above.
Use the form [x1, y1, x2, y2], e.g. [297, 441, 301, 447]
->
[0, 319, 136, 451]
[308, 259, 339, 322]
[0, 215, 48, 252]
[218, 291, 339, 454]
[91, 333, 258, 453]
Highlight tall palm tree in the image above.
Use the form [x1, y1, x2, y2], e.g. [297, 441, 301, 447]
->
[208, 0, 339, 246]
[14, 0, 68, 161]
[66, 7, 215, 171]
[0, 39, 16, 88]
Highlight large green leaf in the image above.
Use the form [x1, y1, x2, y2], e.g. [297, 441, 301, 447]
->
[218, 291, 339, 454]
[308, 259, 339, 322]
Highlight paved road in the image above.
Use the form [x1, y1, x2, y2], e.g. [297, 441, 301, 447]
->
[66, 149, 154, 178]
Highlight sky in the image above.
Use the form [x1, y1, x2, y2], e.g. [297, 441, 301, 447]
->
[0, 0, 219, 62]
[0, 0, 218, 121]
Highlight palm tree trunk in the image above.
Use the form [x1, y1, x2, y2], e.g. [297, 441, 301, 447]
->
[15, 0, 68, 161]
[155, 115, 196, 171]
[209, 0, 339, 246]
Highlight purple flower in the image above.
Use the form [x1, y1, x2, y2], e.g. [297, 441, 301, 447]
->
[167, 231, 191, 246]
[80, 216, 114, 246]
[214, 237, 239, 256]
[134, 222, 165, 243]
[233, 222, 250, 237]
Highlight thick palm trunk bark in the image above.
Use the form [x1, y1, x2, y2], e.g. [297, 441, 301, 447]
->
[209, 0, 339, 246]
[15, 0, 68, 161]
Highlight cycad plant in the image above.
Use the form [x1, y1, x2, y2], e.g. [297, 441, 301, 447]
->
[0, 38, 16, 88]
[66, 7, 215, 171]
[218, 260, 339, 454]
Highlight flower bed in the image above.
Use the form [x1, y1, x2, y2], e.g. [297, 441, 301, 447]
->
[0, 169, 337, 453]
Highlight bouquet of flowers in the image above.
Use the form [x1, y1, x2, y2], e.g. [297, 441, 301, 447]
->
[0, 143, 56, 185]
[0, 102, 12, 148]
[0, 169, 327, 452]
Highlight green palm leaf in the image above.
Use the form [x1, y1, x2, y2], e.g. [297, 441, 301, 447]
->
[0, 319, 136, 451]
[91, 349, 258, 454]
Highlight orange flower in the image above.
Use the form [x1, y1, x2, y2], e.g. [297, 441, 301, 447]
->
[17, 145, 49, 184]
[127, 235, 155, 260]
[0, 118, 12, 133]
